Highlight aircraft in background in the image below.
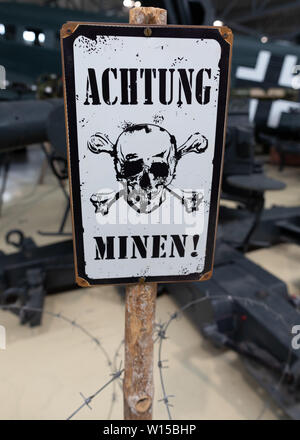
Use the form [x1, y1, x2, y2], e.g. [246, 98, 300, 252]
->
[0, 2, 125, 99]
[230, 35, 300, 138]
[0, 1, 299, 137]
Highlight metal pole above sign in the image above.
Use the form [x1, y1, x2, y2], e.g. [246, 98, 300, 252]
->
[61, 5, 232, 420]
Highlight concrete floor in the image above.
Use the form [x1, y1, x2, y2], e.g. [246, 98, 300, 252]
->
[0, 146, 299, 420]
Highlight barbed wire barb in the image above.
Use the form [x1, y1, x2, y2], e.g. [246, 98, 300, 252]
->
[67, 368, 124, 420]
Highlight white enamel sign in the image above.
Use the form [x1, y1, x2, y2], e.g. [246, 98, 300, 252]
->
[61, 23, 232, 285]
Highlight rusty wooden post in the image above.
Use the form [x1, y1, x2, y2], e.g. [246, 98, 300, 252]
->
[129, 6, 167, 25]
[124, 281, 157, 419]
[123, 6, 167, 421]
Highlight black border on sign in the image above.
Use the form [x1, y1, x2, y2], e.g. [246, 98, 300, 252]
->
[62, 24, 231, 286]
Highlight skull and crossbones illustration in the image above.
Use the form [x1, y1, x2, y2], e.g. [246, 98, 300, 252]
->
[87, 123, 208, 215]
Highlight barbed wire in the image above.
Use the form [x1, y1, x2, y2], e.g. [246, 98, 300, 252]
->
[106, 338, 125, 420]
[67, 368, 124, 420]
[0, 303, 120, 419]
[0, 303, 113, 368]
[155, 291, 296, 420]
[0, 293, 297, 421]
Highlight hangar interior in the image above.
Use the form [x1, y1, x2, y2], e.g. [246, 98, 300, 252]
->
[0, 0, 300, 420]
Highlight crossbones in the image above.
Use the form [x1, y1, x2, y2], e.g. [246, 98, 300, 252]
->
[87, 123, 208, 214]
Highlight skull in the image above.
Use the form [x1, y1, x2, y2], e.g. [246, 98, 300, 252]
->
[114, 124, 177, 213]
[87, 123, 208, 215]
